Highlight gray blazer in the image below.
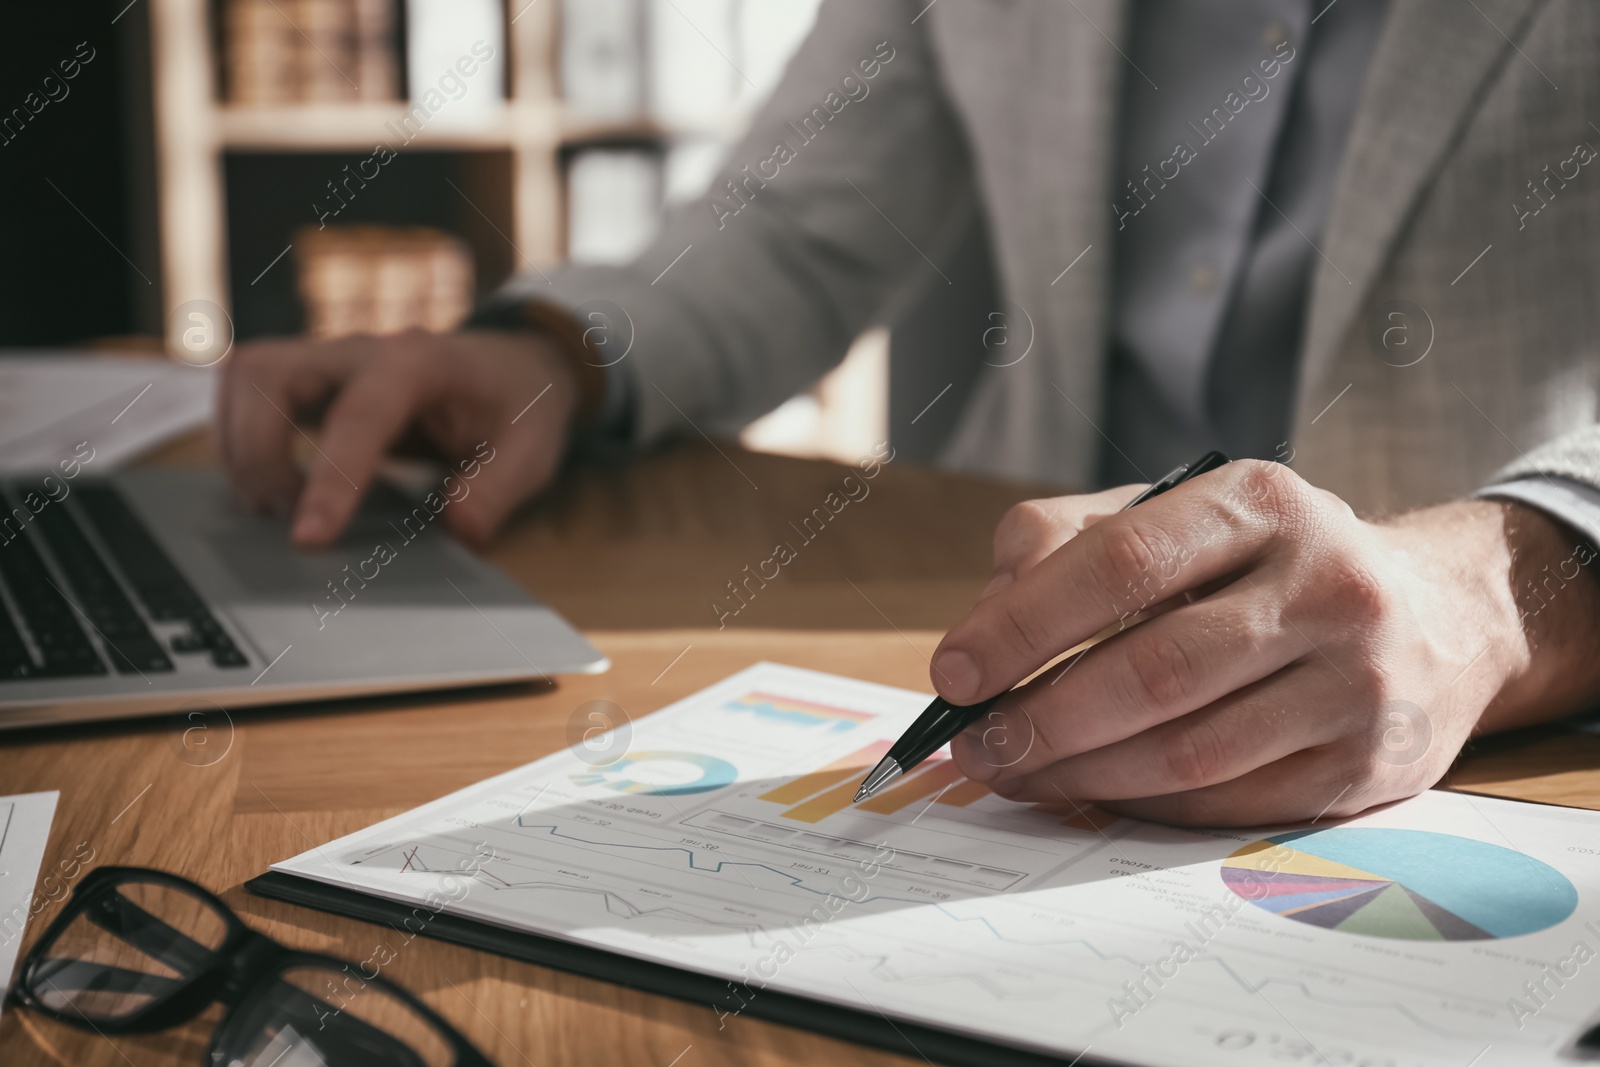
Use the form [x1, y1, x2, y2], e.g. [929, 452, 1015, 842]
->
[499, 0, 1600, 516]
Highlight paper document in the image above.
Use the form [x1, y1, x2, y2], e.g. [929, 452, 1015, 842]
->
[0, 354, 215, 473]
[0, 791, 60, 1021]
[274, 664, 1600, 1066]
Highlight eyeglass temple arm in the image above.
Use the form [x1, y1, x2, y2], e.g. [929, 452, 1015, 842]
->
[84, 889, 221, 974]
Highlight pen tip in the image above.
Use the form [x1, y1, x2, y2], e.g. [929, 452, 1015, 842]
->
[853, 756, 904, 803]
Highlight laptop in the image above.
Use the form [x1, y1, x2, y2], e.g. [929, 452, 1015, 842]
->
[0, 467, 607, 730]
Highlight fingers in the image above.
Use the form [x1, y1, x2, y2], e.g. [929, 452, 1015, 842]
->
[974, 663, 1340, 801]
[985, 486, 1141, 597]
[291, 337, 436, 546]
[1093, 746, 1376, 827]
[220, 328, 581, 549]
[432, 332, 581, 545]
[933, 459, 1308, 703]
[948, 578, 1308, 782]
[221, 339, 344, 518]
[439, 421, 559, 546]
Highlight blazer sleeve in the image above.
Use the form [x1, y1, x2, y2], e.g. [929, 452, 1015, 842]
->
[1477, 425, 1600, 547]
[1485, 425, 1600, 496]
[477, 0, 978, 443]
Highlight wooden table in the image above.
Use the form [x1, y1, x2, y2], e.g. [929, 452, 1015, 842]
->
[2, 438, 1598, 1067]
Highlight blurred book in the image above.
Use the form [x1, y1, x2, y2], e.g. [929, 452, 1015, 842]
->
[561, 0, 645, 121]
[0, 355, 216, 474]
[403, 0, 505, 128]
[566, 148, 662, 265]
[351, 0, 398, 100]
[294, 226, 474, 338]
[225, 0, 397, 105]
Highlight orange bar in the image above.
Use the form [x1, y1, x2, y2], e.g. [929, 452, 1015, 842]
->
[858, 760, 966, 815]
[782, 777, 868, 823]
[935, 778, 990, 807]
[758, 741, 892, 806]
[1062, 806, 1118, 832]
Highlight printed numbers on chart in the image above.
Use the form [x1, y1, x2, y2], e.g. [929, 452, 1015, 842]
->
[1212, 1030, 1395, 1067]
[678, 837, 720, 851]
[904, 885, 952, 901]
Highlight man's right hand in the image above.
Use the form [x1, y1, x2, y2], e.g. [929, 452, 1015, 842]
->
[219, 328, 582, 549]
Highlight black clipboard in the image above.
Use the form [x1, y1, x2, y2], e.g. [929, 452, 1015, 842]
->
[246, 870, 1116, 1067]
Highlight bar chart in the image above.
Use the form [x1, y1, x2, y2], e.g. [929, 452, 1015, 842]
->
[753, 743, 994, 823]
[748, 742, 1111, 832]
[725, 690, 875, 734]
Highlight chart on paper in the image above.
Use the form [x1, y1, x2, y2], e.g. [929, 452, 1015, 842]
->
[275, 664, 1600, 1067]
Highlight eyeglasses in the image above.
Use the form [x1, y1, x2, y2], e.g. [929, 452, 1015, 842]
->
[9, 866, 493, 1067]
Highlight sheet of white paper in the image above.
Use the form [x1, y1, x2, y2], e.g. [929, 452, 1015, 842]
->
[0, 791, 60, 1020]
[273, 664, 1600, 1066]
[0, 354, 216, 474]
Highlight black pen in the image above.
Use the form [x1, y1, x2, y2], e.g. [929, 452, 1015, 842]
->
[853, 450, 1230, 803]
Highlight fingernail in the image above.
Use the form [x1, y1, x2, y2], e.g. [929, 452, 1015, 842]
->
[950, 731, 998, 782]
[932, 648, 981, 702]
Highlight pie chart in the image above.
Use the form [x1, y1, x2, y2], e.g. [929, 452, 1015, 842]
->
[1222, 828, 1577, 941]
[569, 751, 739, 796]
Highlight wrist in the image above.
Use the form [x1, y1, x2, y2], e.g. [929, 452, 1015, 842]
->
[1384, 500, 1600, 732]
[1492, 499, 1600, 726]
[448, 327, 584, 451]
[512, 300, 610, 430]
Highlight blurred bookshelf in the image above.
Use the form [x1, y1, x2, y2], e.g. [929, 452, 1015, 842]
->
[146, 0, 880, 461]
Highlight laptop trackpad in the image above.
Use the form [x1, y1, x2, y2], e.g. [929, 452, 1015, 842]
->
[206, 513, 499, 606]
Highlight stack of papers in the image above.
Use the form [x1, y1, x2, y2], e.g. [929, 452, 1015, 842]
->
[0, 354, 215, 474]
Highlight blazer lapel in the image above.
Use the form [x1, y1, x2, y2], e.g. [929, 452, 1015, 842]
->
[934, 0, 1127, 488]
[1297, 0, 1545, 407]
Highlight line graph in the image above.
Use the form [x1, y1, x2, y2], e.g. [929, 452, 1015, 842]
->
[275, 664, 1600, 1067]
[376, 828, 1549, 1048]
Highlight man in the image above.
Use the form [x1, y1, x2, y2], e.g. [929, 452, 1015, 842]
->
[220, 0, 1600, 825]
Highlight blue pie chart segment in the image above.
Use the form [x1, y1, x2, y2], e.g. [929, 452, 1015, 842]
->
[1223, 828, 1577, 940]
[570, 751, 739, 797]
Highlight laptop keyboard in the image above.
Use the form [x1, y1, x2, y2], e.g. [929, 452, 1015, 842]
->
[0, 483, 249, 681]
[76, 485, 248, 668]
[0, 490, 108, 680]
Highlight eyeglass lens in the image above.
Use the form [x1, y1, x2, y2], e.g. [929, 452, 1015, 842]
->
[215, 963, 456, 1067]
[28, 878, 229, 1022]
